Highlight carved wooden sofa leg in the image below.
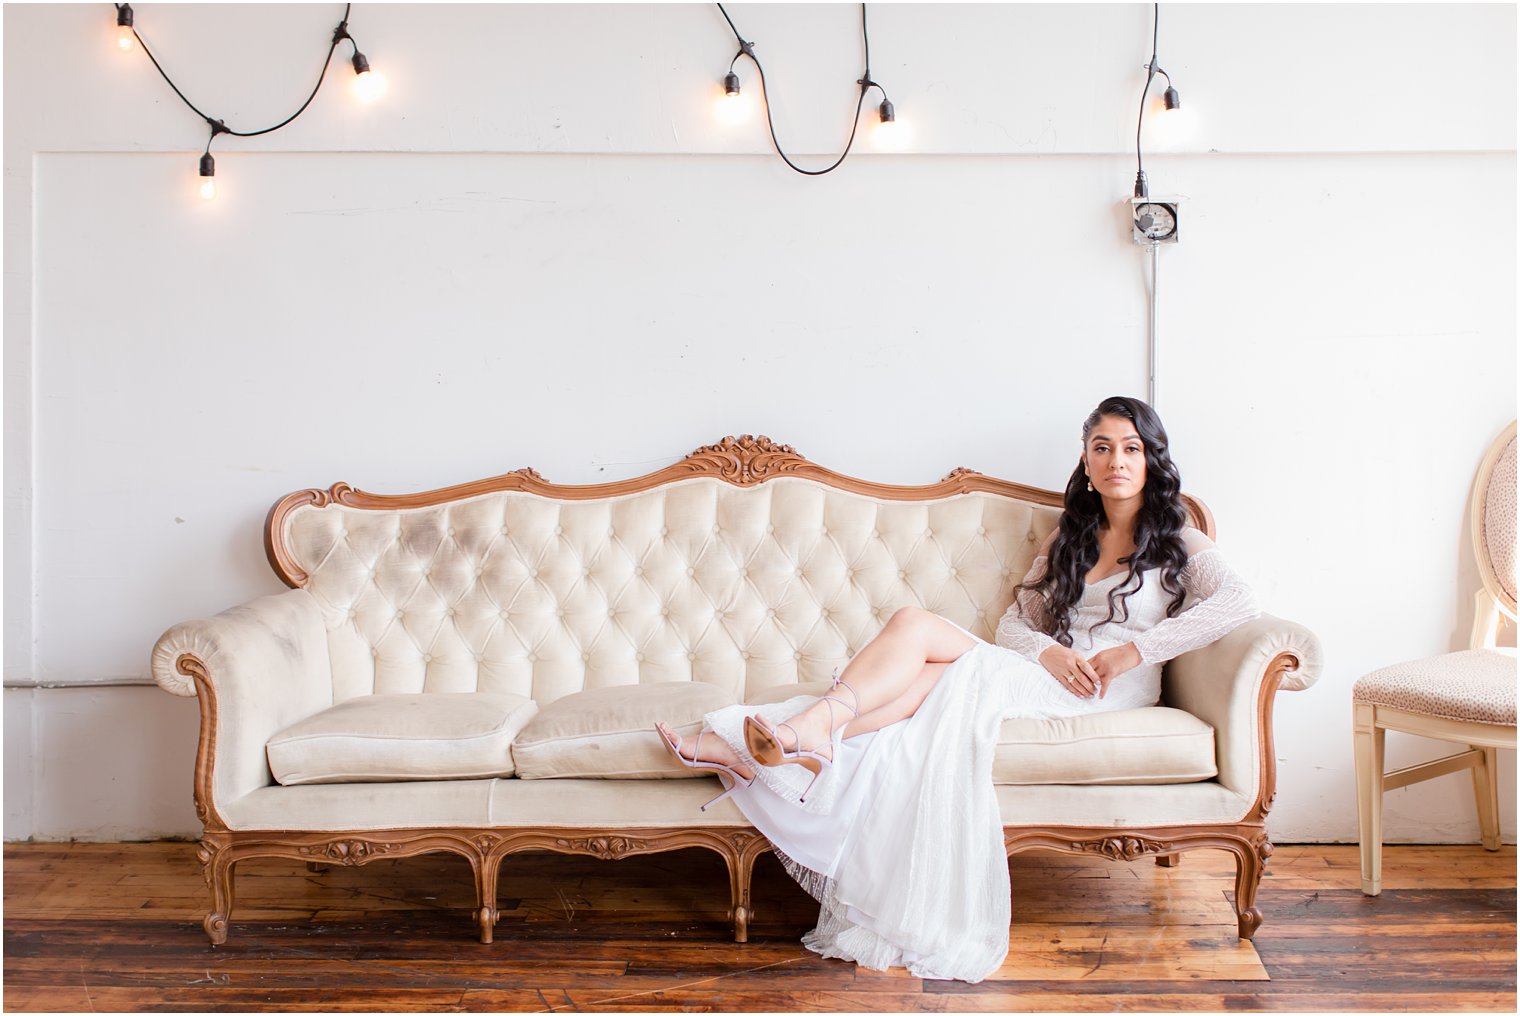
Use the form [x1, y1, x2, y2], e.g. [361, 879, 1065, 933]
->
[1228, 834, 1272, 939]
[723, 832, 772, 943]
[471, 845, 504, 945]
[196, 835, 236, 946]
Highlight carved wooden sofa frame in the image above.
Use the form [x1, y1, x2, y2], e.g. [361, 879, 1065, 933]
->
[159, 435, 1320, 946]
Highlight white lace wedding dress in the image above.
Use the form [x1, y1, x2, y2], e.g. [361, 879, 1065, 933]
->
[699, 533, 1259, 983]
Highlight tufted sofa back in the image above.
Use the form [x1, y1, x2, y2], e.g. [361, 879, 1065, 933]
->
[267, 437, 1092, 707]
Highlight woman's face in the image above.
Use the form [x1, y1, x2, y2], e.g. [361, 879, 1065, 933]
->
[1082, 414, 1148, 500]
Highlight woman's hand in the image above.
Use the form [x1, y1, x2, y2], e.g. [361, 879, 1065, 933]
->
[1086, 643, 1143, 698]
[1038, 644, 1103, 698]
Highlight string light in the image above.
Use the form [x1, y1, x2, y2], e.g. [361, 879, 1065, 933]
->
[1133, 3, 1183, 196]
[715, 3, 900, 176]
[113, 3, 383, 198]
[115, 3, 134, 51]
[198, 152, 216, 201]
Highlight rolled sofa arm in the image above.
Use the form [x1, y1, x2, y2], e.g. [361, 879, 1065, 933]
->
[1162, 613, 1324, 804]
[150, 588, 334, 826]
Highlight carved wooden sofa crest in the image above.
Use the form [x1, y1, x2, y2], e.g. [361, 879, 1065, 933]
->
[150, 435, 1322, 945]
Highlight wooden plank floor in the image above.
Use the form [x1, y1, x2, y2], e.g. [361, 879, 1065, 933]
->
[3, 842, 1514, 1012]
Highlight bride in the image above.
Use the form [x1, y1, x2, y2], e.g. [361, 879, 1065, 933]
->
[654, 395, 1259, 983]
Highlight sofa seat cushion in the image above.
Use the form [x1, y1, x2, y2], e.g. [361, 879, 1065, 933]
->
[994, 707, 1216, 785]
[746, 683, 1214, 785]
[266, 692, 538, 786]
[514, 682, 738, 779]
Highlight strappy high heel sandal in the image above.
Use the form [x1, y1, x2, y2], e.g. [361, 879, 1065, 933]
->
[743, 666, 860, 803]
[654, 722, 755, 812]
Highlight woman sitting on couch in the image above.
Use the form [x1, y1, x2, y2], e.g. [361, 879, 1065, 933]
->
[655, 394, 1259, 983]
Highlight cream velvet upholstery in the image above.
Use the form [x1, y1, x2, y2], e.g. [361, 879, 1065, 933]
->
[151, 589, 334, 807]
[266, 692, 539, 785]
[282, 477, 1056, 705]
[513, 682, 737, 778]
[219, 778, 1255, 833]
[1163, 614, 1322, 806]
[994, 708, 1216, 786]
[745, 680, 1218, 786]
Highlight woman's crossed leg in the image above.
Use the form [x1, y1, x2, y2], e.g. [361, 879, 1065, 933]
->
[660, 606, 977, 776]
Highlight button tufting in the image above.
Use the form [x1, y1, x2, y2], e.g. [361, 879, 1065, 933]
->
[742, 651, 751, 660]
[661, 607, 670, 617]
[338, 528, 348, 538]
[688, 652, 696, 661]
[447, 527, 455, 536]
[556, 608, 566, 617]
[871, 529, 880, 539]
[949, 568, 958, 576]
[766, 608, 776, 618]
[607, 528, 616, 537]
[794, 651, 802, 660]
[766, 524, 775, 534]
[1001, 568, 1011, 577]
[976, 526, 986, 536]
[530, 568, 539, 578]
[500, 609, 509, 618]
[446, 608, 455, 616]
[501, 527, 509, 536]
[712, 525, 721, 534]
[897, 570, 907, 579]
[608, 608, 617, 617]
[1027, 531, 1038, 542]
[636, 652, 645, 662]
[582, 652, 590, 661]
[371, 648, 378, 657]
[686, 567, 695, 577]
[660, 526, 669, 536]
[529, 653, 538, 662]
[475, 567, 484, 576]
[423, 654, 432, 662]
[554, 525, 562, 535]
[795, 568, 804, 577]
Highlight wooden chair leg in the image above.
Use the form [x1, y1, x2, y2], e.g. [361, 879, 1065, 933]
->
[1353, 702, 1385, 896]
[1472, 744, 1502, 851]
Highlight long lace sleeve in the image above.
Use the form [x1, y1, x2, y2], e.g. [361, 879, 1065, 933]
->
[994, 552, 1060, 663]
[1129, 547, 1259, 666]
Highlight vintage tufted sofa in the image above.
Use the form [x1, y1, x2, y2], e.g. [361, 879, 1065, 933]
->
[150, 435, 1322, 946]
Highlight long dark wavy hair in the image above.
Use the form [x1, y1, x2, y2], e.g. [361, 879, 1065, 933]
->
[1019, 396, 1190, 646]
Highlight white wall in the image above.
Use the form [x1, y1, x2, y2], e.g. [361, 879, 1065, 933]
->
[4, 3, 1514, 842]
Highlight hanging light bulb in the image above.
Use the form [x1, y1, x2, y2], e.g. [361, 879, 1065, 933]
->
[871, 97, 909, 152]
[1151, 84, 1195, 148]
[115, 4, 135, 51]
[351, 50, 386, 103]
[198, 153, 217, 201]
[714, 73, 752, 126]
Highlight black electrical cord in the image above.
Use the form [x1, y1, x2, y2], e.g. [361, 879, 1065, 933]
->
[717, 2, 891, 177]
[1133, 2, 1173, 198]
[114, 3, 362, 157]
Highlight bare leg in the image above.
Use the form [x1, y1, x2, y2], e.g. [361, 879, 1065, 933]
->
[845, 661, 953, 737]
[771, 608, 975, 756]
[658, 723, 755, 781]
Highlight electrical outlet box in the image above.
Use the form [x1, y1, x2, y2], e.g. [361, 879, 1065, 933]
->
[1131, 198, 1180, 245]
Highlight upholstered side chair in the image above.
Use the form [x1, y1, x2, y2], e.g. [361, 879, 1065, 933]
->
[1353, 420, 1517, 896]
